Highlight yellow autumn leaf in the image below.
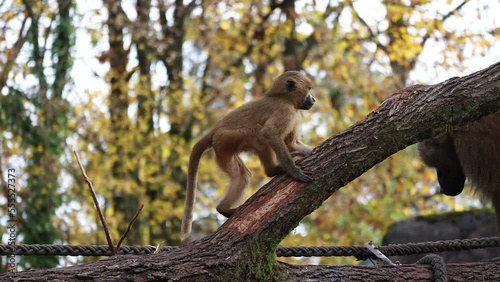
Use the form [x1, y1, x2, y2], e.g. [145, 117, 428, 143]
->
[220, 20, 230, 31]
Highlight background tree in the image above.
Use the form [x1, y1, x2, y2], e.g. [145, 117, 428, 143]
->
[0, 0, 73, 269]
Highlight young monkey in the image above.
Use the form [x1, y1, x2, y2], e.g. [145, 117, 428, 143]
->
[180, 71, 315, 243]
[418, 112, 500, 233]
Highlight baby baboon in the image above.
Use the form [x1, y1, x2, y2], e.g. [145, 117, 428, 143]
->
[180, 71, 315, 243]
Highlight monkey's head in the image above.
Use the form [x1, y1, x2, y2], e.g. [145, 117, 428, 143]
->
[267, 71, 315, 110]
[418, 137, 466, 197]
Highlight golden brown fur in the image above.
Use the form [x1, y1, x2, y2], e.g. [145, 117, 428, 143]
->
[418, 112, 500, 233]
[180, 71, 315, 243]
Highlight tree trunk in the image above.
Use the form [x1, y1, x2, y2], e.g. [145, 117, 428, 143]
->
[3, 62, 499, 281]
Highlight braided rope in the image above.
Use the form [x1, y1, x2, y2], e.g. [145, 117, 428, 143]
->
[0, 245, 177, 256]
[0, 237, 498, 259]
[278, 237, 500, 259]
[416, 254, 447, 282]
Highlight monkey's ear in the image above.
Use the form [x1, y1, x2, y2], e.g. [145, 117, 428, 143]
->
[285, 79, 296, 92]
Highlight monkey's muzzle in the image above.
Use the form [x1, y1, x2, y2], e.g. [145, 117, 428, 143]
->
[300, 95, 315, 110]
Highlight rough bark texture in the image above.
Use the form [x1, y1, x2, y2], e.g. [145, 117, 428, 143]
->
[281, 261, 500, 281]
[3, 62, 499, 281]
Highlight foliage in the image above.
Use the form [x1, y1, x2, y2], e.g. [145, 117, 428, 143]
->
[1, 0, 74, 269]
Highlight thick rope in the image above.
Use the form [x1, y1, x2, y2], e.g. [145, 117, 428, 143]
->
[0, 237, 498, 259]
[279, 237, 500, 259]
[416, 254, 447, 282]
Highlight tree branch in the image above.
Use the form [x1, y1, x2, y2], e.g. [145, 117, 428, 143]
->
[3, 62, 500, 281]
[421, 0, 470, 49]
[218, 61, 500, 248]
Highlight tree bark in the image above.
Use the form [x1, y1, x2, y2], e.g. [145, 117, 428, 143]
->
[3, 62, 499, 281]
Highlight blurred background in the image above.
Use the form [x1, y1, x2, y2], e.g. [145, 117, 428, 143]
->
[0, 0, 499, 270]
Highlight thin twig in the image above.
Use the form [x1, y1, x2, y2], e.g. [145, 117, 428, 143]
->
[154, 242, 165, 254]
[115, 203, 144, 254]
[73, 150, 115, 255]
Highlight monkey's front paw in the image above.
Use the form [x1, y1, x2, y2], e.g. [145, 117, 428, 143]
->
[266, 166, 283, 177]
[294, 170, 314, 183]
[291, 151, 305, 158]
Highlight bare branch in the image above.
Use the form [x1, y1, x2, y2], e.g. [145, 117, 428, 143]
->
[115, 204, 145, 254]
[73, 150, 115, 255]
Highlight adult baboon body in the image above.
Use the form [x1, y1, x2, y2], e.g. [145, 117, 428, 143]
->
[418, 112, 500, 232]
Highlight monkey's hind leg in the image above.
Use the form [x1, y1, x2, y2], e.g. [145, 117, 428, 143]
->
[215, 154, 251, 217]
[256, 145, 282, 177]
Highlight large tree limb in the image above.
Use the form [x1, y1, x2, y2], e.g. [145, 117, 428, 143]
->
[3, 62, 500, 281]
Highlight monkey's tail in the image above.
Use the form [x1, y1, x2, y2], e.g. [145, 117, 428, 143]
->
[180, 133, 213, 244]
